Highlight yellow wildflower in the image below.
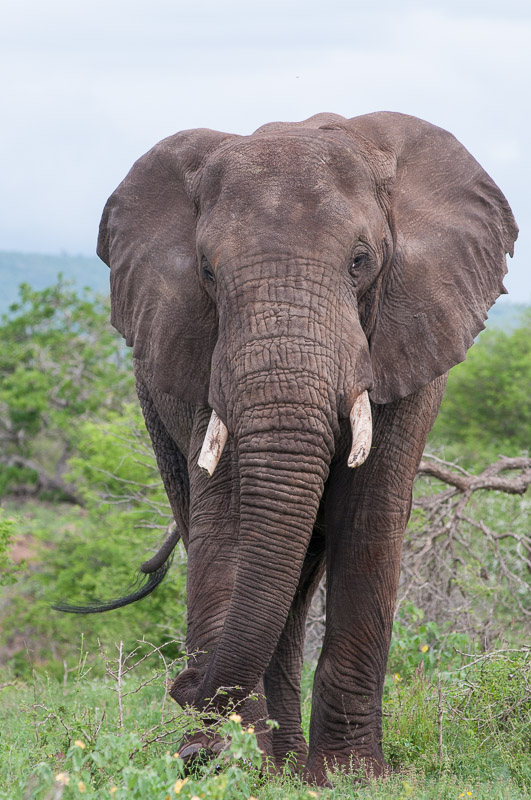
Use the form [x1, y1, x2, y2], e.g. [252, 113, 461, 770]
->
[110, 788, 117, 795]
[172, 751, 180, 758]
[174, 777, 189, 794]
[393, 672, 402, 683]
[229, 713, 242, 723]
[78, 781, 86, 792]
[246, 726, 255, 734]
[74, 739, 86, 749]
[421, 644, 429, 653]
[55, 772, 70, 785]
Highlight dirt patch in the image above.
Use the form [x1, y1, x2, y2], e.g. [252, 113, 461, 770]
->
[10, 533, 38, 564]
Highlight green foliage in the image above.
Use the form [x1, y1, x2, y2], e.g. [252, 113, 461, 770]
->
[388, 603, 476, 682]
[430, 312, 531, 463]
[0, 279, 133, 497]
[16, 720, 265, 800]
[0, 508, 19, 586]
[0, 407, 186, 678]
[383, 650, 530, 788]
[1, 646, 529, 800]
[456, 651, 530, 744]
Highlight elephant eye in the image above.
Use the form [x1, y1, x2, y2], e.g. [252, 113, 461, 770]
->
[349, 252, 368, 274]
[202, 259, 216, 284]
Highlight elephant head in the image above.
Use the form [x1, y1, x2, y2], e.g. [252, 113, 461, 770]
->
[97, 112, 517, 709]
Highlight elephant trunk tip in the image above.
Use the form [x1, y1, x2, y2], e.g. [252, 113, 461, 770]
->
[348, 390, 372, 468]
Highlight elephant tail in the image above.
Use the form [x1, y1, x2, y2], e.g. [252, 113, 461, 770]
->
[139, 521, 181, 574]
[53, 523, 181, 614]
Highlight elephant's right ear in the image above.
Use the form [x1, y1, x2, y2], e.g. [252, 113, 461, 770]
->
[97, 129, 236, 404]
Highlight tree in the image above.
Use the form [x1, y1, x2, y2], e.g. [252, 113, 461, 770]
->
[0, 279, 134, 499]
[429, 311, 531, 462]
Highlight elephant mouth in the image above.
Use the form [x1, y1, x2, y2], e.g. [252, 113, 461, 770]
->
[198, 389, 373, 477]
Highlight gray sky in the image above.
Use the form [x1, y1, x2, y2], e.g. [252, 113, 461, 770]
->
[1, 0, 529, 299]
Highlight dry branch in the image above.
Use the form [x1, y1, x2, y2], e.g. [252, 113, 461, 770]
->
[417, 455, 531, 495]
[307, 454, 531, 655]
[400, 454, 531, 640]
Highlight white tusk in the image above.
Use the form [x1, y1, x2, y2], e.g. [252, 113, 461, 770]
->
[347, 390, 372, 468]
[198, 410, 229, 477]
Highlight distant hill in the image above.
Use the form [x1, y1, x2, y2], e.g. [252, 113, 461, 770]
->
[485, 299, 529, 330]
[0, 250, 528, 329]
[0, 251, 108, 314]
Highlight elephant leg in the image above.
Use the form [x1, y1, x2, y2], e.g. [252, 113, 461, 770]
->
[169, 407, 273, 759]
[306, 378, 446, 785]
[264, 523, 325, 770]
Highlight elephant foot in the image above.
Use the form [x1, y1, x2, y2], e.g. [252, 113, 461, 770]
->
[271, 734, 308, 774]
[304, 751, 388, 787]
[169, 667, 275, 770]
[176, 729, 228, 773]
[176, 725, 278, 779]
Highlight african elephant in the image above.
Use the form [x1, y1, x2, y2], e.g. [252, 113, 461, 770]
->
[62, 112, 518, 784]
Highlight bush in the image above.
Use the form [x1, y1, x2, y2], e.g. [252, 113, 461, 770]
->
[429, 311, 531, 463]
[0, 508, 19, 586]
[0, 279, 134, 499]
[0, 409, 186, 678]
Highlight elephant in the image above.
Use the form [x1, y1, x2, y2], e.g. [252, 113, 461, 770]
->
[58, 111, 517, 784]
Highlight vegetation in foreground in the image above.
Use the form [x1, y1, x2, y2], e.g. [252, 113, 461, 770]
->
[1, 637, 529, 799]
[0, 281, 529, 798]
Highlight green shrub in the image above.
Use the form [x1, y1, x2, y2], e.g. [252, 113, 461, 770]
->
[0, 507, 19, 586]
[388, 603, 476, 682]
[429, 311, 531, 464]
[0, 408, 186, 679]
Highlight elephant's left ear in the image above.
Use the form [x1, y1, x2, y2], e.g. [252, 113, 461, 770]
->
[339, 112, 518, 405]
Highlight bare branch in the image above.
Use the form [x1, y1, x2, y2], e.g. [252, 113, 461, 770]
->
[417, 456, 531, 495]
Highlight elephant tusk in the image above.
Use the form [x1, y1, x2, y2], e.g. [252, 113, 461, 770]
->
[198, 410, 229, 476]
[348, 390, 372, 468]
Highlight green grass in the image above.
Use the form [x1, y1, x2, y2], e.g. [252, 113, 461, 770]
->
[0, 642, 529, 799]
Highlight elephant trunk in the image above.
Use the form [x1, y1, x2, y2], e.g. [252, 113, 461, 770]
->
[196, 399, 334, 708]
[194, 261, 373, 709]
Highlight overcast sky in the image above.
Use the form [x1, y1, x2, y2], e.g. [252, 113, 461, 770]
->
[1, 0, 529, 299]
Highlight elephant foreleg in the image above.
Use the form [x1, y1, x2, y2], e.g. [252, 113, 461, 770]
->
[264, 523, 325, 770]
[306, 378, 446, 785]
[169, 407, 273, 760]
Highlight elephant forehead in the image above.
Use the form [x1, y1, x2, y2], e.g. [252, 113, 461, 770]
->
[198, 132, 376, 208]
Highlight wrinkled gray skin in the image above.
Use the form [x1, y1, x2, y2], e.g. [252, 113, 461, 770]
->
[97, 112, 517, 784]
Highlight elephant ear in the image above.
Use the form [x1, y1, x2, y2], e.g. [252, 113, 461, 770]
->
[338, 112, 518, 405]
[97, 128, 236, 404]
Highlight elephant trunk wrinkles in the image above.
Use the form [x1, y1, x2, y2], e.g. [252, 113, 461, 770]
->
[195, 392, 334, 709]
